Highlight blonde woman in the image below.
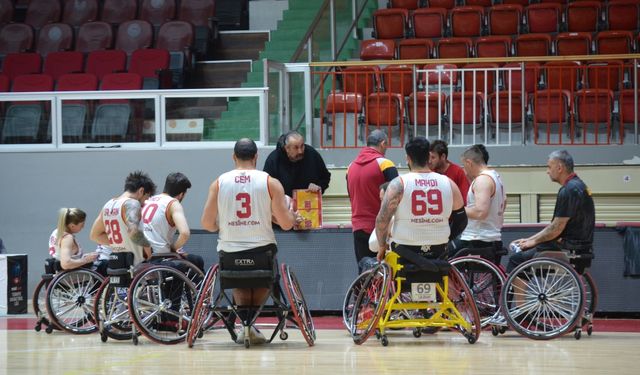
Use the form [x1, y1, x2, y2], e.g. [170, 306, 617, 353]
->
[49, 208, 98, 270]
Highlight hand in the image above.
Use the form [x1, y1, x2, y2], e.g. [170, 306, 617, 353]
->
[513, 238, 534, 251]
[284, 195, 293, 211]
[377, 247, 386, 262]
[83, 252, 99, 263]
[307, 183, 321, 192]
[293, 211, 304, 225]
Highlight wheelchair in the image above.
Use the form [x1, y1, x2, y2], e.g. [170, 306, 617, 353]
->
[33, 258, 104, 334]
[93, 252, 203, 345]
[347, 249, 481, 346]
[186, 249, 316, 349]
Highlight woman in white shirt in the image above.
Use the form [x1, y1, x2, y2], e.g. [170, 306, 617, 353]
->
[49, 208, 98, 270]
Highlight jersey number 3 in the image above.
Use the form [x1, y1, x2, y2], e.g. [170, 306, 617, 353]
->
[236, 193, 251, 218]
[411, 190, 443, 215]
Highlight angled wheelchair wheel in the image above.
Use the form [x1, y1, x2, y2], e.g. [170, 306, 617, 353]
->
[451, 256, 506, 328]
[501, 258, 585, 340]
[447, 267, 482, 344]
[187, 264, 219, 348]
[45, 269, 104, 334]
[342, 270, 375, 333]
[281, 264, 316, 346]
[581, 272, 597, 335]
[94, 279, 134, 341]
[159, 258, 205, 291]
[350, 263, 392, 345]
[128, 266, 198, 345]
[33, 278, 58, 332]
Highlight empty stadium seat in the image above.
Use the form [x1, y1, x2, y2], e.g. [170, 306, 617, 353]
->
[0, 73, 8, 91]
[450, 6, 485, 38]
[408, 91, 446, 130]
[574, 89, 614, 144]
[140, 0, 177, 28]
[422, 63, 459, 90]
[75, 21, 113, 53]
[607, 0, 639, 31]
[365, 92, 406, 146]
[1, 74, 54, 143]
[437, 37, 473, 60]
[555, 32, 592, 56]
[462, 63, 499, 94]
[92, 72, 143, 141]
[398, 39, 433, 60]
[0, 0, 13, 27]
[567, 1, 601, 32]
[545, 61, 581, 91]
[11, 73, 54, 92]
[0, 23, 34, 55]
[323, 92, 364, 147]
[502, 0, 529, 5]
[36, 23, 73, 56]
[156, 20, 194, 87]
[43, 51, 84, 80]
[85, 49, 126, 79]
[100, 0, 138, 25]
[465, 0, 493, 7]
[342, 66, 380, 97]
[533, 89, 572, 144]
[451, 91, 486, 142]
[115, 20, 153, 56]
[381, 65, 413, 97]
[389, 0, 422, 9]
[503, 62, 541, 93]
[619, 89, 640, 142]
[56, 72, 98, 91]
[128, 48, 171, 89]
[1, 53, 41, 80]
[360, 39, 396, 60]
[526, 3, 561, 33]
[488, 4, 523, 36]
[62, 0, 98, 27]
[515, 34, 552, 56]
[595, 31, 634, 55]
[178, 0, 216, 57]
[373, 8, 409, 39]
[428, 0, 455, 9]
[475, 36, 512, 60]
[586, 61, 624, 92]
[412, 8, 447, 39]
[25, 0, 61, 31]
[56, 73, 99, 141]
[489, 91, 527, 133]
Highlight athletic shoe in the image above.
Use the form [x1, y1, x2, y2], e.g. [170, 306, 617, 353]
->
[249, 326, 267, 345]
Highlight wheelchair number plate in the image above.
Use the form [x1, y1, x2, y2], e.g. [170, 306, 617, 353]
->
[411, 283, 436, 302]
[109, 276, 120, 284]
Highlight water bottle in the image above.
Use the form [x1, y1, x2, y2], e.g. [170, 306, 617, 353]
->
[510, 243, 522, 254]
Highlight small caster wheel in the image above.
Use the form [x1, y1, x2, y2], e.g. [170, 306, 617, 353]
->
[491, 326, 499, 336]
[412, 328, 422, 338]
[101, 333, 108, 343]
[35, 324, 42, 332]
[198, 329, 204, 339]
[375, 330, 381, 340]
[244, 338, 250, 349]
[132, 335, 139, 345]
[45, 325, 53, 334]
[499, 326, 507, 334]
[467, 335, 477, 344]
[381, 336, 389, 347]
[279, 331, 289, 341]
[587, 325, 593, 336]
[574, 329, 582, 340]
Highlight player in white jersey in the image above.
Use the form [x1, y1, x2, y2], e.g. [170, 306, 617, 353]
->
[90, 171, 156, 266]
[375, 136, 467, 262]
[201, 138, 301, 344]
[49, 208, 99, 271]
[142, 172, 204, 271]
[448, 144, 507, 264]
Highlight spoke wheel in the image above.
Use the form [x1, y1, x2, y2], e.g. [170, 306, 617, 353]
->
[94, 280, 133, 341]
[187, 264, 219, 348]
[281, 264, 316, 346]
[342, 270, 374, 333]
[350, 263, 392, 345]
[46, 269, 104, 334]
[448, 267, 482, 343]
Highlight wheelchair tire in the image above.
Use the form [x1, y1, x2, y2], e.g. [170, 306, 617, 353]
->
[581, 272, 598, 333]
[281, 264, 316, 346]
[187, 264, 219, 348]
[451, 255, 506, 328]
[45, 269, 104, 334]
[447, 266, 482, 344]
[33, 278, 57, 332]
[128, 266, 198, 345]
[94, 279, 134, 341]
[350, 263, 393, 345]
[500, 257, 585, 340]
[342, 269, 374, 333]
[158, 258, 205, 291]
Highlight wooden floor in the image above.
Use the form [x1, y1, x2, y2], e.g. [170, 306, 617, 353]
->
[2, 326, 639, 374]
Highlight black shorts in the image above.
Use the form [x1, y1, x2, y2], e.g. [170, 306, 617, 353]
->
[218, 244, 278, 289]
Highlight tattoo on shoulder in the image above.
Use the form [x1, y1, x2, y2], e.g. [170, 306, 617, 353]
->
[123, 199, 150, 246]
[377, 178, 403, 225]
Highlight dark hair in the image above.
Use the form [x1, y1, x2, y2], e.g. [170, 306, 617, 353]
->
[405, 136, 430, 168]
[124, 171, 156, 195]
[234, 138, 258, 160]
[462, 144, 489, 164]
[429, 139, 448, 157]
[367, 129, 388, 147]
[163, 172, 192, 197]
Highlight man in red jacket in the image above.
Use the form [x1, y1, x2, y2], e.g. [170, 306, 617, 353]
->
[346, 130, 399, 272]
[429, 139, 470, 205]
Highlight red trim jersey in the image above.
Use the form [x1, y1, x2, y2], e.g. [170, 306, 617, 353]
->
[101, 197, 145, 265]
[142, 194, 178, 254]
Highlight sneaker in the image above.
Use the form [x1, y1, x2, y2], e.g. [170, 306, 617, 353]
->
[235, 329, 246, 345]
[249, 326, 267, 345]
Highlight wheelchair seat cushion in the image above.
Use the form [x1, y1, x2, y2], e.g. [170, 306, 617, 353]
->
[218, 244, 278, 289]
[108, 251, 135, 270]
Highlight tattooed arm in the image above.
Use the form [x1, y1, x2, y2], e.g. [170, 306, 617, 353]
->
[374, 177, 404, 261]
[514, 217, 569, 250]
[123, 199, 150, 247]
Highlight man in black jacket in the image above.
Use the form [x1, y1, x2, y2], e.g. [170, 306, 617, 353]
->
[263, 131, 331, 197]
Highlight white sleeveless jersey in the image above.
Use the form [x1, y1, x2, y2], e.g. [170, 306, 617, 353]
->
[391, 172, 454, 246]
[217, 169, 276, 252]
[48, 229, 83, 260]
[142, 194, 178, 254]
[101, 197, 145, 265]
[461, 169, 506, 242]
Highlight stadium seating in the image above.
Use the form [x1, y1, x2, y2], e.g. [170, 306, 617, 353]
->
[515, 34, 552, 56]
[56, 73, 99, 141]
[574, 89, 614, 144]
[488, 4, 523, 36]
[43, 51, 84, 80]
[372, 8, 409, 39]
[0, 0, 13, 27]
[91, 72, 143, 141]
[408, 91, 446, 128]
[595, 31, 634, 55]
[398, 39, 433, 60]
[533, 89, 572, 144]
[1, 53, 41, 80]
[381, 65, 413, 97]
[25, 0, 61, 31]
[607, 0, 639, 31]
[85, 49, 127, 80]
[100, 0, 138, 26]
[75, 21, 113, 53]
[545, 61, 582, 91]
[526, 4, 561, 34]
[450, 6, 484, 38]
[360, 39, 396, 60]
[140, 0, 177, 28]
[36, 23, 74, 56]
[62, 0, 98, 27]
[0, 23, 34, 55]
[1, 74, 54, 143]
[128, 48, 171, 89]
[412, 8, 447, 39]
[437, 37, 473, 60]
[115, 20, 153, 56]
[475, 36, 512, 60]
[566, 1, 602, 32]
[462, 63, 499, 94]
[555, 32, 592, 56]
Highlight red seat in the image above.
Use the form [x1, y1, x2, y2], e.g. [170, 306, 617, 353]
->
[25, 0, 61, 31]
[389, 0, 422, 9]
[489, 91, 526, 124]
[489, 5, 523, 36]
[62, 0, 98, 27]
[100, 0, 138, 25]
[451, 91, 485, 125]
[36, 23, 73, 56]
[128, 48, 171, 89]
[619, 89, 640, 124]
[567, 1, 601, 32]
[462, 63, 500, 94]
[503, 62, 541, 93]
[342, 66, 380, 97]
[607, 0, 639, 31]
[428, 0, 455, 9]
[86, 49, 126, 80]
[92, 72, 143, 140]
[373, 9, 408, 39]
[360, 39, 396, 61]
[437, 37, 473, 60]
[515, 34, 552, 56]
[323, 92, 364, 147]
[115, 20, 153, 56]
[533, 89, 573, 144]
[0, 0, 13, 27]
[365, 92, 406, 145]
[178, 0, 216, 28]
[56, 72, 98, 91]
[398, 39, 433, 60]
[526, 4, 561, 33]
[43, 51, 84, 80]
[595, 31, 634, 55]
[381, 65, 413, 97]
[450, 6, 484, 38]
[555, 32, 592, 56]
[56, 73, 99, 140]
[140, 0, 177, 27]
[75, 21, 113, 53]
[0, 73, 8, 91]
[545, 61, 581, 91]
[465, 0, 493, 7]
[502, 0, 529, 5]
[325, 92, 364, 114]
[585, 61, 624, 91]
[2, 53, 41, 80]
[475, 36, 512, 59]
[574, 89, 614, 144]
[155, 20, 195, 70]
[412, 8, 447, 39]
[100, 73, 143, 91]
[2, 73, 54, 143]
[422, 63, 459, 88]
[0, 23, 34, 54]
[408, 91, 446, 127]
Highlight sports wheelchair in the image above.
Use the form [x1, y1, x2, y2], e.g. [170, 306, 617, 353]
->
[93, 252, 203, 345]
[346, 249, 481, 346]
[33, 258, 104, 334]
[186, 249, 316, 349]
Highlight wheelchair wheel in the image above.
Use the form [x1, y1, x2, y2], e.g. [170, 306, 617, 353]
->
[94, 279, 134, 341]
[350, 263, 392, 345]
[447, 267, 482, 344]
[342, 270, 374, 333]
[187, 265, 220, 348]
[128, 266, 197, 345]
[33, 278, 58, 332]
[451, 256, 506, 328]
[159, 258, 205, 290]
[581, 272, 597, 335]
[501, 258, 585, 340]
[281, 264, 316, 346]
[45, 269, 104, 334]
